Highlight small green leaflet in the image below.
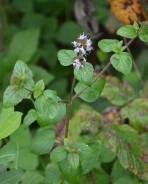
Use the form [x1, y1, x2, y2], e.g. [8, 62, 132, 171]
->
[50, 146, 67, 163]
[57, 50, 76, 66]
[0, 140, 19, 169]
[74, 62, 94, 86]
[116, 25, 137, 39]
[35, 90, 58, 119]
[98, 39, 119, 52]
[23, 109, 37, 128]
[110, 52, 132, 75]
[0, 108, 22, 140]
[30, 127, 55, 155]
[74, 76, 105, 102]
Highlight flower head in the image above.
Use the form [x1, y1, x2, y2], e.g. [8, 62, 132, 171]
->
[72, 56, 86, 69]
[72, 33, 93, 55]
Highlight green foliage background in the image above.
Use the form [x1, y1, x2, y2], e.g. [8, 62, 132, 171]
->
[0, 0, 148, 183]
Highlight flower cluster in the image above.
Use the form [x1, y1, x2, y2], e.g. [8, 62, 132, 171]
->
[72, 33, 93, 69]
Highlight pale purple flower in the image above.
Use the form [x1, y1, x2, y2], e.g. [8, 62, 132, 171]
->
[72, 33, 93, 56]
[73, 58, 83, 69]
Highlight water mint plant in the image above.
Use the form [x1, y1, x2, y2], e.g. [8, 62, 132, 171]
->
[0, 21, 148, 183]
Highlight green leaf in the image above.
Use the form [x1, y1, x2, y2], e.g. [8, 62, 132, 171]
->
[85, 168, 110, 184]
[0, 108, 22, 140]
[8, 28, 40, 63]
[18, 148, 38, 171]
[69, 110, 103, 142]
[35, 90, 58, 119]
[74, 142, 93, 159]
[121, 98, 148, 132]
[50, 146, 67, 163]
[23, 109, 37, 128]
[3, 85, 30, 108]
[57, 50, 76, 66]
[110, 52, 132, 75]
[58, 158, 83, 184]
[116, 25, 137, 39]
[81, 140, 102, 174]
[30, 127, 55, 155]
[34, 80, 45, 98]
[0, 166, 25, 184]
[113, 175, 140, 184]
[98, 39, 119, 52]
[139, 21, 148, 42]
[64, 138, 74, 152]
[45, 163, 61, 181]
[74, 76, 105, 102]
[0, 140, 19, 168]
[99, 124, 148, 181]
[12, 60, 33, 84]
[100, 144, 116, 163]
[21, 172, 44, 184]
[74, 62, 94, 86]
[101, 76, 134, 106]
[36, 97, 66, 126]
[68, 153, 79, 170]
[111, 160, 133, 183]
[10, 125, 32, 148]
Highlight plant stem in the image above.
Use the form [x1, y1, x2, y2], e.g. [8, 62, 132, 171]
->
[58, 100, 69, 104]
[65, 77, 76, 138]
[30, 97, 35, 104]
[72, 62, 111, 101]
[124, 37, 144, 88]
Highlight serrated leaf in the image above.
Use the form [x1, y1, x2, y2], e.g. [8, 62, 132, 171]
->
[116, 25, 137, 39]
[74, 76, 105, 102]
[101, 76, 134, 106]
[34, 80, 45, 98]
[58, 158, 83, 184]
[64, 138, 74, 152]
[74, 142, 93, 159]
[50, 146, 67, 163]
[30, 127, 55, 155]
[36, 97, 66, 126]
[139, 21, 148, 42]
[98, 39, 119, 52]
[57, 50, 76, 66]
[35, 90, 58, 119]
[0, 108, 22, 140]
[99, 124, 148, 181]
[23, 109, 37, 128]
[110, 52, 132, 75]
[12, 60, 33, 82]
[81, 140, 101, 174]
[121, 98, 148, 132]
[0, 166, 25, 184]
[68, 153, 79, 170]
[3, 85, 30, 108]
[74, 62, 94, 86]
[0, 140, 19, 168]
